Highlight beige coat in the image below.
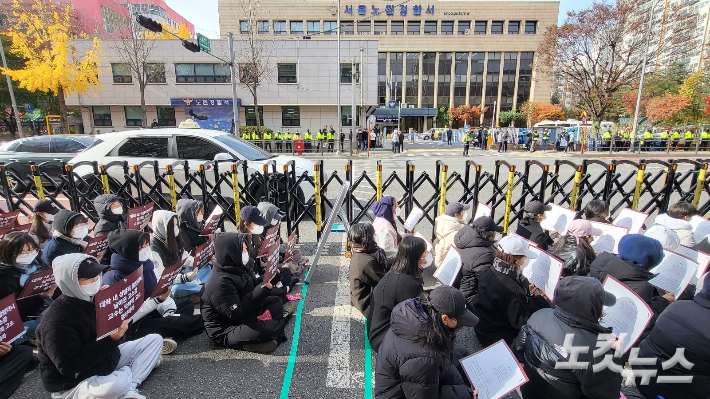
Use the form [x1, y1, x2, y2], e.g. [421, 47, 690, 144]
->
[434, 214, 465, 268]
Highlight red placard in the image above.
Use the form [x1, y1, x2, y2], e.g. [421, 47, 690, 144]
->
[193, 238, 214, 270]
[83, 235, 110, 259]
[0, 294, 25, 344]
[0, 223, 31, 241]
[258, 225, 281, 257]
[94, 267, 145, 340]
[151, 262, 183, 298]
[127, 202, 154, 230]
[200, 207, 223, 236]
[283, 232, 297, 262]
[262, 240, 280, 285]
[18, 269, 55, 299]
[0, 211, 19, 229]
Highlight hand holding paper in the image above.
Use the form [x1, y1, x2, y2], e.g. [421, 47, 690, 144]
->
[648, 250, 697, 299]
[433, 246, 462, 286]
[459, 340, 528, 399]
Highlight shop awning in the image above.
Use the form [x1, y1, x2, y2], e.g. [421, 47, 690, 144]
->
[371, 107, 438, 117]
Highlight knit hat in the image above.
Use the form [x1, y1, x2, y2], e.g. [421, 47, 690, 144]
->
[618, 234, 664, 270]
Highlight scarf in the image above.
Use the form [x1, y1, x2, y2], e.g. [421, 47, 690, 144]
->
[554, 307, 612, 335]
[17, 261, 41, 286]
[52, 229, 88, 249]
[352, 243, 389, 272]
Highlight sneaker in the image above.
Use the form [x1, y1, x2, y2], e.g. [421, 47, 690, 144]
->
[243, 340, 278, 353]
[283, 301, 299, 316]
[118, 389, 146, 399]
[161, 338, 178, 355]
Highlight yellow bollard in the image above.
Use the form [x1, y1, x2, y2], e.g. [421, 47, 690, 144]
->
[631, 165, 646, 210]
[569, 166, 583, 210]
[503, 166, 515, 233]
[693, 164, 707, 209]
[31, 165, 45, 200]
[314, 164, 322, 233]
[439, 165, 448, 216]
[376, 164, 382, 201]
[99, 165, 110, 194]
[231, 164, 241, 223]
[166, 165, 177, 211]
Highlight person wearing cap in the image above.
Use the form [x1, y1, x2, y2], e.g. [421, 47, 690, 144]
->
[513, 276, 622, 399]
[644, 224, 680, 251]
[551, 219, 602, 277]
[472, 235, 551, 347]
[454, 216, 504, 306]
[28, 199, 59, 249]
[433, 202, 469, 269]
[371, 196, 402, 260]
[636, 272, 710, 399]
[516, 201, 554, 251]
[654, 200, 698, 247]
[42, 210, 90, 267]
[348, 223, 387, 318]
[36, 253, 163, 399]
[257, 202, 283, 227]
[375, 286, 479, 399]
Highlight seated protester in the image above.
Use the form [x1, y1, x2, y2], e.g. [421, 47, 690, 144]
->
[695, 236, 710, 254]
[92, 194, 126, 237]
[0, 232, 54, 343]
[28, 199, 59, 250]
[472, 235, 551, 347]
[176, 199, 207, 255]
[636, 272, 710, 399]
[368, 236, 428, 352]
[644, 224, 680, 251]
[583, 199, 612, 223]
[513, 276, 622, 399]
[654, 200, 698, 247]
[348, 223, 387, 318]
[257, 202, 283, 228]
[375, 286, 479, 399]
[371, 196, 402, 259]
[0, 342, 37, 399]
[433, 202, 469, 268]
[516, 201, 554, 251]
[42, 210, 89, 267]
[454, 216, 504, 308]
[150, 210, 198, 297]
[36, 253, 162, 399]
[551, 219, 601, 277]
[104, 229, 203, 354]
[201, 232, 288, 353]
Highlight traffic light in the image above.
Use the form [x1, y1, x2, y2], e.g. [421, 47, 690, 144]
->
[136, 15, 162, 33]
[182, 40, 200, 53]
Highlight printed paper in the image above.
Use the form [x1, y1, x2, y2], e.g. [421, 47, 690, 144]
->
[403, 206, 424, 232]
[612, 209, 649, 234]
[459, 340, 528, 399]
[433, 246, 462, 286]
[600, 276, 653, 354]
[648, 250, 698, 299]
[540, 204, 577, 235]
[589, 222, 629, 254]
[522, 247, 564, 300]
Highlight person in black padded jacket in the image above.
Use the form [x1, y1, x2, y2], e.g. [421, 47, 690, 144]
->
[515, 201, 554, 250]
[176, 199, 207, 255]
[551, 219, 601, 277]
[348, 223, 387, 318]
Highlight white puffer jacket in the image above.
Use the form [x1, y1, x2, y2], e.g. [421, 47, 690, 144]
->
[654, 213, 695, 247]
[434, 214, 465, 268]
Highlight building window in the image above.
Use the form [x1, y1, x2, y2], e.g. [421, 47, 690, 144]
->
[239, 63, 258, 84]
[491, 21, 504, 34]
[390, 52, 403, 100]
[441, 21, 454, 35]
[424, 21, 438, 35]
[422, 52, 435, 108]
[469, 52, 485, 107]
[453, 52, 468, 107]
[391, 21, 404, 35]
[111, 63, 132, 83]
[341, 106, 360, 126]
[508, 21, 520, 34]
[290, 21, 303, 34]
[357, 21, 371, 34]
[156, 106, 176, 126]
[93, 106, 112, 126]
[341, 63, 360, 84]
[245, 106, 264, 126]
[342, 21, 354, 35]
[175, 63, 230, 83]
[307, 21, 319, 34]
[374, 21, 387, 35]
[501, 52, 517, 111]
[517, 52, 534, 106]
[274, 21, 287, 35]
[485, 52, 501, 125]
[405, 52, 420, 106]
[258, 21, 269, 34]
[525, 21, 537, 34]
[378, 52, 387, 106]
[278, 63, 297, 83]
[407, 21, 420, 35]
[282, 106, 300, 126]
[240, 21, 251, 34]
[458, 21, 471, 34]
[324, 21, 337, 34]
[146, 63, 166, 84]
[474, 21, 487, 34]
[438, 52, 452, 107]
[125, 106, 142, 127]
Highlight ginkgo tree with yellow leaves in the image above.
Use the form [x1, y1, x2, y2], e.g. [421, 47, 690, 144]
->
[1, 0, 103, 134]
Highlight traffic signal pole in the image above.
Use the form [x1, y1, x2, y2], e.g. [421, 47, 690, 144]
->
[229, 33, 241, 132]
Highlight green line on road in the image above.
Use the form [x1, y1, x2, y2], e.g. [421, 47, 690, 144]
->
[364, 319, 373, 399]
[279, 273, 310, 399]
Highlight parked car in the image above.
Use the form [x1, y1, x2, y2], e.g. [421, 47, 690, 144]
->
[421, 128, 444, 140]
[68, 128, 318, 205]
[0, 135, 96, 190]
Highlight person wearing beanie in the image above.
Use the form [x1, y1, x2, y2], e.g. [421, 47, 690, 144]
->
[513, 276, 622, 399]
[516, 201, 554, 250]
[42, 210, 90, 267]
[35, 253, 162, 399]
[654, 201, 698, 247]
[371, 196, 402, 259]
[644, 224, 681, 251]
[433, 202, 469, 268]
[28, 199, 59, 249]
[551, 219, 602, 277]
[454, 216, 504, 307]
[636, 272, 710, 399]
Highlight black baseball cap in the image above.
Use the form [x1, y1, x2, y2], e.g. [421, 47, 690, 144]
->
[34, 199, 60, 215]
[471, 216, 504, 233]
[430, 286, 479, 327]
[524, 201, 552, 215]
[77, 257, 103, 279]
[240, 206, 269, 226]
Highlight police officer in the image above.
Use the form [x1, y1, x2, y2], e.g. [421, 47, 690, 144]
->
[642, 130, 654, 151]
[660, 130, 669, 151]
[602, 130, 612, 151]
[542, 129, 550, 152]
[284, 129, 292, 151]
[530, 130, 539, 153]
[701, 129, 710, 150]
[327, 126, 335, 152]
[671, 130, 681, 150]
[317, 127, 326, 152]
[304, 129, 313, 152]
[251, 130, 260, 148]
[274, 130, 284, 152]
[684, 129, 694, 151]
[241, 129, 250, 141]
[262, 129, 272, 152]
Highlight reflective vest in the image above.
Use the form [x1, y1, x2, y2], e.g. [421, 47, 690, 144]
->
[643, 131, 653, 139]
[660, 131, 669, 139]
[543, 132, 550, 140]
[533, 132, 539, 139]
[685, 131, 694, 140]
[304, 131, 313, 140]
[327, 132, 335, 140]
[274, 132, 283, 140]
[672, 131, 681, 139]
[317, 131, 326, 140]
[284, 132, 292, 140]
[702, 131, 710, 139]
[251, 132, 259, 140]
[293, 132, 301, 139]
[602, 132, 612, 139]
[263, 132, 272, 140]
[241, 132, 250, 140]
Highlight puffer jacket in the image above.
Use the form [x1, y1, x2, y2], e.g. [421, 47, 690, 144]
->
[553, 235, 596, 277]
[655, 213, 695, 247]
[434, 214, 465, 268]
[375, 298, 472, 399]
[516, 217, 554, 250]
[0, 261, 49, 321]
[176, 199, 207, 255]
[42, 210, 86, 267]
[92, 194, 126, 237]
[453, 225, 496, 307]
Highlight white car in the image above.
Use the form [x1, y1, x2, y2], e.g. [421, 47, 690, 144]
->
[68, 128, 317, 204]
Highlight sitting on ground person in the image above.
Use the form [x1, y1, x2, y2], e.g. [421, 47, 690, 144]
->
[175, 199, 212, 298]
[42, 210, 89, 267]
[551, 219, 601, 277]
[0, 340, 37, 399]
[371, 196, 402, 259]
[515, 201, 554, 250]
[644, 224, 681, 251]
[150, 210, 199, 298]
[433, 202, 469, 268]
[348, 223, 387, 318]
[583, 199, 612, 223]
[454, 216, 503, 308]
[256, 201, 301, 286]
[28, 199, 59, 250]
[36, 253, 163, 399]
[92, 194, 127, 265]
[654, 200, 698, 247]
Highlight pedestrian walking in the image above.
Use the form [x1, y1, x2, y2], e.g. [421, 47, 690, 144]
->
[398, 128, 405, 152]
[391, 129, 399, 153]
[446, 127, 453, 146]
[498, 130, 510, 153]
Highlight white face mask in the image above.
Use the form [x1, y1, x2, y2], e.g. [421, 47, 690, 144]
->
[271, 218, 279, 226]
[394, 207, 402, 217]
[80, 278, 102, 297]
[138, 247, 152, 262]
[251, 224, 264, 235]
[111, 207, 123, 215]
[44, 213, 54, 223]
[196, 213, 204, 223]
[459, 212, 469, 222]
[242, 252, 250, 265]
[421, 253, 433, 268]
[72, 225, 89, 239]
[174, 226, 180, 237]
[16, 250, 38, 265]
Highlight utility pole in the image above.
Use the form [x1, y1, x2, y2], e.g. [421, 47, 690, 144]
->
[228, 32, 241, 133]
[0, 40, 23, 138]
[337, 0, 342, 156]
[631, 1, 658, 152]
[351, 57, 356, 156]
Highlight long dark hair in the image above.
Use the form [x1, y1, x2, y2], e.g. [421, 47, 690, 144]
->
[30, 212, 51, 242]
[414, 291, 455, 360]
[390, 236, 425, 278]
[348, 223, 377, 253]
[237, 220, 263, 259]
[0, 232, 39, 268]
[164, 216, 186, 265]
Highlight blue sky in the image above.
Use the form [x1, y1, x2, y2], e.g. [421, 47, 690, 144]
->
[165, 0, 594, 39]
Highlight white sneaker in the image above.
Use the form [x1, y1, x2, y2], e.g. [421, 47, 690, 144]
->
[118, 389, 146, 399]
[161, 338, 178, 355]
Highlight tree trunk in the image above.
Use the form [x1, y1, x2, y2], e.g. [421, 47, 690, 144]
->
[140, 82, 147, 128]
[253, 87, 261, 135]
[58, 86, 69, 135]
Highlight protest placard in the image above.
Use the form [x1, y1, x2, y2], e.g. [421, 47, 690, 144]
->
[600, 276, 653, 354]
[0, 224, 31, 241]
[193, 238, 214, 270]
[459, 340, 528, 399]
[284, 232, 297, 262]
[262, 240, 281, 285]
[83, 235, 110, 259]
[0, 295, 25, 344]
[95, 267, 145, 340]
[648, 250, 698, 299]
[673, 245, 710, 284]
[200, 206, 223, 236]
[589, 222, 629, 254]
[521, 247, 564, 300]
[691, 215, 710, 244]
[540, 204, 577, 235]
[150, 262, 183, 298]
[414, 231, 433, 252]
[18, 269, 55, 299]
[402, 206, 424, 232]
[612, 209, 649, 234]
[473, 202, 492, 221]
[258, 225, 281, 257]
[433, 246, 462, 286]
[127, 202, 154, 230]
[0, 211, 19, 229]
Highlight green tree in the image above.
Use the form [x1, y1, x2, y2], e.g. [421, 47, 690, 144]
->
[551, 91, 561, 105]
[436, 106, 450, 127]
[498, 110, 524, 127]
[678, 71, 708, 122]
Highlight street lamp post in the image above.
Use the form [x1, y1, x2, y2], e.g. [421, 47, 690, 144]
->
[631, 0, 660, 152]
[228, 32, 241, 133]
[0, 40, 23, 138]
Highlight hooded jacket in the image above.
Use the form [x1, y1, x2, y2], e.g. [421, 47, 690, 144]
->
[375, 299, 472, 399]
[553, 235, 596, 277]
[368, 271, 424, 351]
[516, 217, 554, 250]
[92, 194, 126, 237]
[0, 258, 49, 321]
[150, 210, 190, 272]
[434, 214, 465, 268]
[176, 199, 206, 254]
[201, 232, 271, 341]
[454, 225, 497, 306]
[654, 213, 695, 247]
[103, 229, 156, 295]
[35, 253, 121, 393]
[42, 210, 85, 267]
